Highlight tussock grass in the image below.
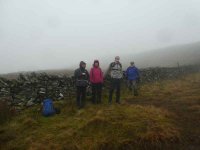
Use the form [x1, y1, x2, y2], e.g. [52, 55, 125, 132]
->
[0, 99, 16, 124]
[0, 72, 200, 150]
[0, 104, 179, 150]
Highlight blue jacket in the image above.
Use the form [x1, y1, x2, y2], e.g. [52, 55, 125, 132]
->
[126, 66, 139, 80]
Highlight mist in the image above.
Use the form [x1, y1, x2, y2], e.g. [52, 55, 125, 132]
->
[1, 0, 200, 74]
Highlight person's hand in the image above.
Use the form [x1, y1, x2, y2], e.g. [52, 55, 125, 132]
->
[88, 82, 91, 86]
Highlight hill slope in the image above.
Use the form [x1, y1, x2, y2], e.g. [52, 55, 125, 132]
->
[124, 42, 200, 68]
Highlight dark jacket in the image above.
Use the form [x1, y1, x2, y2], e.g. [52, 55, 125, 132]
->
[74, 68, 89, 87]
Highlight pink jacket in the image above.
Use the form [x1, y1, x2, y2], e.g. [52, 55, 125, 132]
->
[90, 67, 103, 83]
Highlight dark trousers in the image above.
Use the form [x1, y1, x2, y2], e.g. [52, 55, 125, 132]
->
[109, 79, 121, 103]
[76, 86, 86, 108]
[92, 83, 102, 104]
[127, 80, 138, 96]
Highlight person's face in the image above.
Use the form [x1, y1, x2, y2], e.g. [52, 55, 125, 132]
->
[115, 57, 120, 63]
[94, 62, 99, 67]
[82, 64, 86, 68]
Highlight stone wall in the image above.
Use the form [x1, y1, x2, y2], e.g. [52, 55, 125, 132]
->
[0, 65, 199, 110]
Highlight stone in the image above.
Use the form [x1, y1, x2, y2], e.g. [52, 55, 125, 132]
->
[26, 99, 35, 107]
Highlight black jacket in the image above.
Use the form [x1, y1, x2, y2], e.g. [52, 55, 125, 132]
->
[74, 68, 89, 87]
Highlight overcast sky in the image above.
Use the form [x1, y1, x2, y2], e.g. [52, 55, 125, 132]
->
[0, 0, 200, 73]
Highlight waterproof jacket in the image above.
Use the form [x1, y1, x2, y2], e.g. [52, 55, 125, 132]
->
[126, 66, 139, 80]
[90, 67, 103, 84]
[74, 68, 89, 87]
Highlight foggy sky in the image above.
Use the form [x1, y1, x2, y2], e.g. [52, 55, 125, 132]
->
[0, 0, 200, 74]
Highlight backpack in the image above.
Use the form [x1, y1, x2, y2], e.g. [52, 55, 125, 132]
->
[42, 99, 55, 117]
[110, 62, 122, 69]
[86, 85, 92, 97]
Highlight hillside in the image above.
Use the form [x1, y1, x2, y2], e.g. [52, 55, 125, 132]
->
[124, 41, 200, 68]
[0, 72, 199, 150]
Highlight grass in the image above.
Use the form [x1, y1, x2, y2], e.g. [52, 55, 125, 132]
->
[0, 73, 200, 150]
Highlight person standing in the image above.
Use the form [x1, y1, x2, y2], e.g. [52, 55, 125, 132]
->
[106, 56, 123, 104]
[74, 61, 89, 109]
[126, 61, 140, 96]
[90, 60, 103, 104]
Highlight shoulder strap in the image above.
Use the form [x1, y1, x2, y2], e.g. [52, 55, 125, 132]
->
[111, 62, 115, 67]
[118, 62, 122, 68]
[111, 62, 122, 68]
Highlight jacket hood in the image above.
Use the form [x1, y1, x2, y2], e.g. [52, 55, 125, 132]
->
[93, 60, 100, 67]
[79, 61, 86, 68]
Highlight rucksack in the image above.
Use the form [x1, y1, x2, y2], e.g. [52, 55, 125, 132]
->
[110, 62, 122, 69]
[42, 99, 55, 117]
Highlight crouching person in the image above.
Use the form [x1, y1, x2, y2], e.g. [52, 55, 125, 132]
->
[74, 61, 89, 109]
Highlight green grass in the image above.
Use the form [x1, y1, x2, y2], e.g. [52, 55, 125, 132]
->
[0, 73, 200, 150]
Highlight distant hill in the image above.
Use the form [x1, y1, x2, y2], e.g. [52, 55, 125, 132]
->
[123, 41, 200, 68]
[1, 41, 200, 79]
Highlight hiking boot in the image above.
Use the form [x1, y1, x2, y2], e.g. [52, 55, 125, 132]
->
[116, 101, 121, 104]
